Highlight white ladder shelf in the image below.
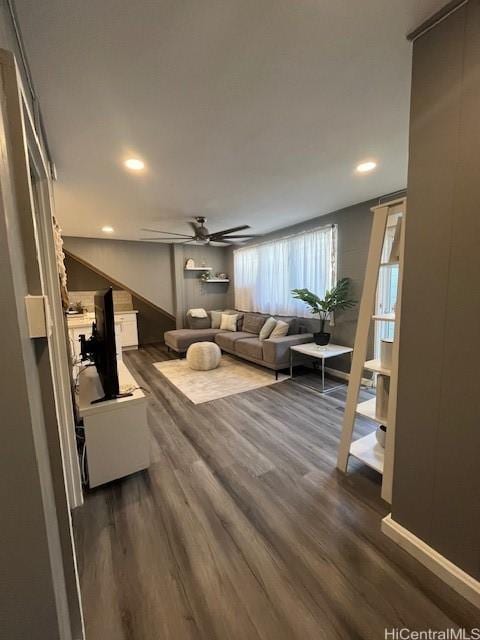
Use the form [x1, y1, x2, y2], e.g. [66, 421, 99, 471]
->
[337, 197, 406, 503]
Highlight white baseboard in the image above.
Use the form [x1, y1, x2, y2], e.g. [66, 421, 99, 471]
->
[324, 366, 373, 388]
[382, 514, 480, 608]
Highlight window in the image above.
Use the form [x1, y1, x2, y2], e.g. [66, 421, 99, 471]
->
[234, 224, 337, 317]
[374, 214, 400, 358]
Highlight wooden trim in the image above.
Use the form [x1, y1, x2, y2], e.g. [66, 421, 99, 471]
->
[64, 249, 176, 321]
[382, 515, 480, 608]
[407, 0, 468, 41]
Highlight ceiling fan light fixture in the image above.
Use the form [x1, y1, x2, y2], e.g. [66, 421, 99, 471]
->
[124, 157, 145, 171]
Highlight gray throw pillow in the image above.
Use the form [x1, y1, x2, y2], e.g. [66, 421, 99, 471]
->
[270, 320, 289, 338]
[259, 316, 277, 341]
[243, 313, 267, 334]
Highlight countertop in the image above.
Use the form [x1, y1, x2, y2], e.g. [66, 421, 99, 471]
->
[66, 310, 138, 329]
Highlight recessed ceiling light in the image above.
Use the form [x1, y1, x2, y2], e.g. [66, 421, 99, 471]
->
[124, 157, 145, 171]
[102, 225, 114, 233]
[356, 161, 377, 174]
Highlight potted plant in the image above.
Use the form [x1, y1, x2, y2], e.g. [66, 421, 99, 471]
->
[292, 278, 356, 345]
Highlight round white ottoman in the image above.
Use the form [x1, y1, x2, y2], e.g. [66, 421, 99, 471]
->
[186, 341, 221, 371]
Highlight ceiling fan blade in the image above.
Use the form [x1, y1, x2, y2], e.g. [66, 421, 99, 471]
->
[141, 228, 193, 238]
[219, 234, 260, 238]
[140, 236, 193, 242]
[209, 225, 250, 237]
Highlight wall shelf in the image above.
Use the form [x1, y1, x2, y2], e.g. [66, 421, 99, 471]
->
[349, 432, 384, 474]
[364, 359, 391, 376]
[184, 267, 212, 271]
[372, 313, 395, 322]
[356, 397, 388, 426]
[380, 260, 399, 267]
[202, 278, 229, 283]
[338, 197, 406, 504]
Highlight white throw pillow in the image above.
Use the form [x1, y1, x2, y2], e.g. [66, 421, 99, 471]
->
[259, 316, 277, 341]
[188, 308, 208, 318]
[270, 320, 289, 338]
[220, 313, 238, 332]
[210, 310, 222, 329]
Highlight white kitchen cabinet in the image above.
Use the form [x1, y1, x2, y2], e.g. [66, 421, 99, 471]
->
[67, 315, 123, 367]
[66, 310, 138, 368]
[115, 311, 139, 349]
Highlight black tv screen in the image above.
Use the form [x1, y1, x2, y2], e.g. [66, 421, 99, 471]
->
[93, 288, 119, 400]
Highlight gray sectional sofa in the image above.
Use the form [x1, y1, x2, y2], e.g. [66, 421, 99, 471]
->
[164, 310, 313, 377]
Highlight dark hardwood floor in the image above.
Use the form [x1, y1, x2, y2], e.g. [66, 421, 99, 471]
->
[73, 344, 479, 639]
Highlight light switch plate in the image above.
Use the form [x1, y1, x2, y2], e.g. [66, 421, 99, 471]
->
[25, 295, 50, 338]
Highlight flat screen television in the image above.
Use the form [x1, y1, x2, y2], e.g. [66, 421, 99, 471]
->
[79, 288, 130, 403]
[92, 288, 119, 401]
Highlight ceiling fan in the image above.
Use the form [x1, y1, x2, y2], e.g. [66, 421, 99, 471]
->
[140, 217, 258, 245]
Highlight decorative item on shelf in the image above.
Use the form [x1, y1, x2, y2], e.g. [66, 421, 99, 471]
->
[380, 338, 393, 369]
[376, 424, 387, 448]
[292, 278, 356, 346]
[66, 304, 84, 316]
[185, 258, 195, 269]
[200, 271, 229, 282]
[375, 374, 390, 421]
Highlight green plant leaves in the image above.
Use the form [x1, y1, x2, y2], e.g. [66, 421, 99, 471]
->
[291, 278, 356, 318]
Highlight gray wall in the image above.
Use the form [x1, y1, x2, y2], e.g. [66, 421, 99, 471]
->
[63, 236, 175, 315]
[227, 197, 395, 372]
[64, 236, 231, 332]
[173, 243, 231, 328]
[64, 253, 175, 344]
[392, 1, 480, 580]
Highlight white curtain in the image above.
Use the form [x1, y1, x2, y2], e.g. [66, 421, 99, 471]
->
[234, 225, 337, 317]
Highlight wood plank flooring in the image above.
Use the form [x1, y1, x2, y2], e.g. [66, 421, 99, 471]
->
[73, 344, 479, 639]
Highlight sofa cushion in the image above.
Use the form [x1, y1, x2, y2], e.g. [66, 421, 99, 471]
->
[220, 313, 238, 332]
[263, 333, 313, 365]
[165, 328, 224, 352]
[243, 313, 267, 334]
[186, 312, 211, 330]
[259, 316, 277, 341]
[273, 316, 298, 335]
[235, 337, 264, 360]
[270, 320, 289, 337]
[215, 331, 252, 351]
[210, 310, 222, 329]
[224, 309, 244, 330]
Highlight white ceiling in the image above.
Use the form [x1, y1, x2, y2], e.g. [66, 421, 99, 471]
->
[15, 0, 444, 241]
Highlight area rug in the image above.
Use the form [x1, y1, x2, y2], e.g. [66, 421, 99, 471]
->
[153, 355, 287, 404]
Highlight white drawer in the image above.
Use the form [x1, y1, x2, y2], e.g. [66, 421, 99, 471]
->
[121, 320, 138, 348]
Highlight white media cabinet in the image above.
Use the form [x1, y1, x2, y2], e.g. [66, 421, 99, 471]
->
[77, 360, 150, 488]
